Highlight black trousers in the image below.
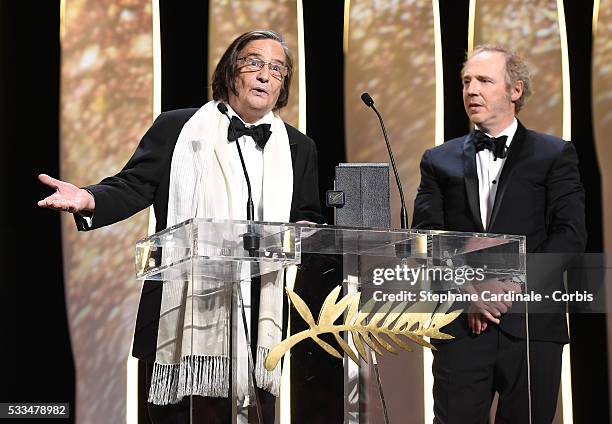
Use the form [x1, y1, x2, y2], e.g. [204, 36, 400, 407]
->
[432, 325, 563, 424]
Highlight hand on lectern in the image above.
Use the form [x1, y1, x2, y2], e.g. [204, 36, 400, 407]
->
[37, 174, 95, 213]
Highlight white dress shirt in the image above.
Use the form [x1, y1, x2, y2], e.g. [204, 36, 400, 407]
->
[475, 118, 518, 230]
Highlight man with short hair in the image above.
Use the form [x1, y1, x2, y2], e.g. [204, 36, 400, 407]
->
[39, 29, 322, 423]
[413, 45, 585, 422]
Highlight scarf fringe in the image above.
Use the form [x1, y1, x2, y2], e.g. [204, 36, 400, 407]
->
[148, 355, 230, 405]
[255, 346, 280, 397]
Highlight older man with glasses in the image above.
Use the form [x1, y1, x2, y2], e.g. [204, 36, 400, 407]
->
[38, 29, 323, 424]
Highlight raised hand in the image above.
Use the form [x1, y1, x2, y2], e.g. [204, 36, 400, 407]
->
[37, 174, 95, 213]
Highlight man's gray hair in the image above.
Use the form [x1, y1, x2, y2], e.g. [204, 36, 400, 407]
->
[463, 44, 533, 113]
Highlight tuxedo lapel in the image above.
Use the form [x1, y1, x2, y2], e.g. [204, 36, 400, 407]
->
[286, 123, 298, 167]
[463, 134, 485, 232]
[289, 142, 297, 166]
[487, 121, 527, 231]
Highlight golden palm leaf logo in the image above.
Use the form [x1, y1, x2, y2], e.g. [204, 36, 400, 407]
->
[264, 286, 461, 371]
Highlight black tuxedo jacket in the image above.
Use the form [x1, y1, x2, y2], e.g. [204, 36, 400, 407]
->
[412, 121, 586, 342]
[75, 108, 324, 361]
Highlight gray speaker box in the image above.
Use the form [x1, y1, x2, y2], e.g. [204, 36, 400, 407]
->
[332, 163, 391, 228]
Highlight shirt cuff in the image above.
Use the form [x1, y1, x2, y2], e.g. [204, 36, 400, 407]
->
[79, 212, 94, 228]
[74, 188, 95, 230]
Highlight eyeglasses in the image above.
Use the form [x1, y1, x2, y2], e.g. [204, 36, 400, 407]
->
[237, 56, 288, 79]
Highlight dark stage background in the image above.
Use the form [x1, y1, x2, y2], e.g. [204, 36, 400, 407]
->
[1, 1, 608, 423]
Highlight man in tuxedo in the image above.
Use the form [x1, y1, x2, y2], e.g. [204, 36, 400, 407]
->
[412, 45, 585, 423]
[38, 29, 322, 423]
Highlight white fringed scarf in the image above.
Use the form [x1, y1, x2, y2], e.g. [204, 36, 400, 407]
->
[148, 100, 293, 405]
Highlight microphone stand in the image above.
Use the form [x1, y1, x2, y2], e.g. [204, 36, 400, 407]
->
[362, 93, 409, 424]
[361, 93, 411, 260]
[232, 135, 260, 254]
[216, 103, 261, 254]
[360, 93, 408, 230]
[217, 102, 264, 424]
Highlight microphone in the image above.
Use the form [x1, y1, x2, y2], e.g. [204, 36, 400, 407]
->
[217, 101, 229, 116]
[360, 92, 374, 107]
[361, 92, 409, 230]
[217, 102, 260, 254]
[217, 103, 256, 221]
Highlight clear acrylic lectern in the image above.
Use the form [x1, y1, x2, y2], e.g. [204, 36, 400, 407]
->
[135, 219, 527, 423]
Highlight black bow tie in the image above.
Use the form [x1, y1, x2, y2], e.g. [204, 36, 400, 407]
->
[227, 116, 272, 149]
[472, 130, 508, 160]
